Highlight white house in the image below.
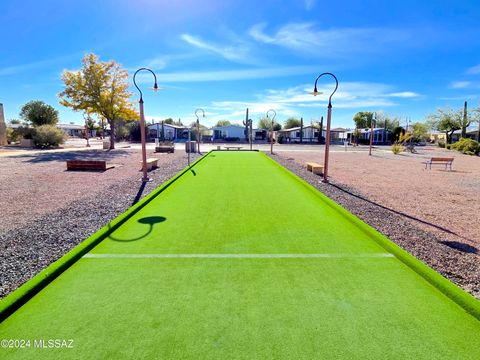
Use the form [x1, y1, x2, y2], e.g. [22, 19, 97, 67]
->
[147, 123, 189, 141]
[355, 128, 392, 144]
[212, 124, 246, 141]
[278, 125, 319, 143]
[57, 123, 85, 137]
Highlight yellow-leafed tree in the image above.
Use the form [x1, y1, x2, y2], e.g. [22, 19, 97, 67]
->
[59, 53, 138, 149]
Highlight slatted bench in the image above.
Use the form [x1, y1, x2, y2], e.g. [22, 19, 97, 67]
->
[66, 160, 107, 171]
[224, 146, 243, 150]
[305, 162, 324, 175]
[142, 158, 159, 171]
[155, 145, 175, 153]
[424, 157, 454, 170]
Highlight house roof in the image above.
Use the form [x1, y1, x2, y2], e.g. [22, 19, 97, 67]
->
[211, 124, 244, 130]
[278, 125, 318, 132]
[149, 122, 187, 129]
[57, 123, 85, 130]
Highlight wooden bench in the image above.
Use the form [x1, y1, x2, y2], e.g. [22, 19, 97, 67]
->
[66, 160, 107, 171]
[424, 157, 454, 170]
[155, 141, 174, 153]
[305, 162, 324, 175]
[224, 146, 243, 150]
[141, 158, 159, 171]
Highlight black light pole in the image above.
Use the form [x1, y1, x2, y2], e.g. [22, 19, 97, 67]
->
[133, 68, 158, 182]
[266, 109, 276, 154]
[195, 108, 205, 153]
[311, 72, 338, 183]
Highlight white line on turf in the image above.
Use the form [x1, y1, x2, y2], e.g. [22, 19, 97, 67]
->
[83, 253, 395, 259]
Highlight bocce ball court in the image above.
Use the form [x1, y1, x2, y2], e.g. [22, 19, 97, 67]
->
[1, 150, 479, 359]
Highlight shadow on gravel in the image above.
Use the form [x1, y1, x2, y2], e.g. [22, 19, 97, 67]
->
[132, 181, 147, 205]
[440, 241, 478, 254]
[18, 149, 132, 163]
[329, 182, 475, 242]
[108, 216, 167, 242]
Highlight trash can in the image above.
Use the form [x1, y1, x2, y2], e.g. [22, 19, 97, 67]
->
[103, 140, 110, 149]
[185, 141, 196, 153]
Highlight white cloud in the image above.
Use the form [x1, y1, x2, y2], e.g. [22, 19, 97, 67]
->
[466, 64, 480, 75]
[180, 33, 251, 63]
[450, 81, 471, 89]
[248, 22, 410, 57]
[204, 82, 418, 124]
[387, 91, 421, 98]
[153, 65, 316, 83]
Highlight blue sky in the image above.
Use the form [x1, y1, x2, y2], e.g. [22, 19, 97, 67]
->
[1, 0, 480, 128]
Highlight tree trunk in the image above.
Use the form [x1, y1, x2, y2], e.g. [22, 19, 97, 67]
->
[109, 119, 115, 149]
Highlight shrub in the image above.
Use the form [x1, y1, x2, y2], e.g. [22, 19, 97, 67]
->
[32, 125, 67, 148]
[451, 138, 480, 155]
[15, 126, 36, 139]
[437, 139, 445, 148]
[391, 143, 403, 154]
[6, 128, 22, 143]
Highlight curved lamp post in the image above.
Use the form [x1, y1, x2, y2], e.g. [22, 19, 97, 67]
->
[311, 72, 338, 183]
[195, 108, 205, 154]
[266, 109, 276, 154]
[133, 68, 158, 182]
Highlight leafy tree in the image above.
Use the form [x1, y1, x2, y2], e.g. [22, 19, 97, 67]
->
[411, 122, 429, 142]
[20, 100, 59, 126]
[258, 117, 281, 130]
[59, 53, 138, 149]
[9, 119, 21, 125]
[427, 107, 462, 144]
[85, 117, 96, 131]
[284, 117, 301, 129]
[472, 106, 480, 141]
[352, 111, 374, 129]
[215, 120, 231, 127]
[392, 126, 405, 142]
[375, 113, 398, 131]
[164, 118, 174, 125]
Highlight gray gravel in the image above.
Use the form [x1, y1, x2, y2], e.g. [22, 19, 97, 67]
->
[0, 153, 200, 298]
[1, 151, 478, 300]
[269, 153, 480, 299]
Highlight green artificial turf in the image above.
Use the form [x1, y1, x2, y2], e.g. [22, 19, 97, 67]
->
[1, 150, 480, 359]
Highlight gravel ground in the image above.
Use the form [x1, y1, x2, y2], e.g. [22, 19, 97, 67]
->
[0, 148, 199, 298]
[0, 146, 478, 300]
[280, 146, 480, 245]
[269, 153, 480, 299]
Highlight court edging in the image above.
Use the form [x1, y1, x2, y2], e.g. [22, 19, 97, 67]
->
[0, 152, 210, 323]
[261, 151, 480, 320]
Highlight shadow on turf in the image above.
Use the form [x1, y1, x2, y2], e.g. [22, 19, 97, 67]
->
[108, 216, 167, 242]
[329, 182, 475, 243]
